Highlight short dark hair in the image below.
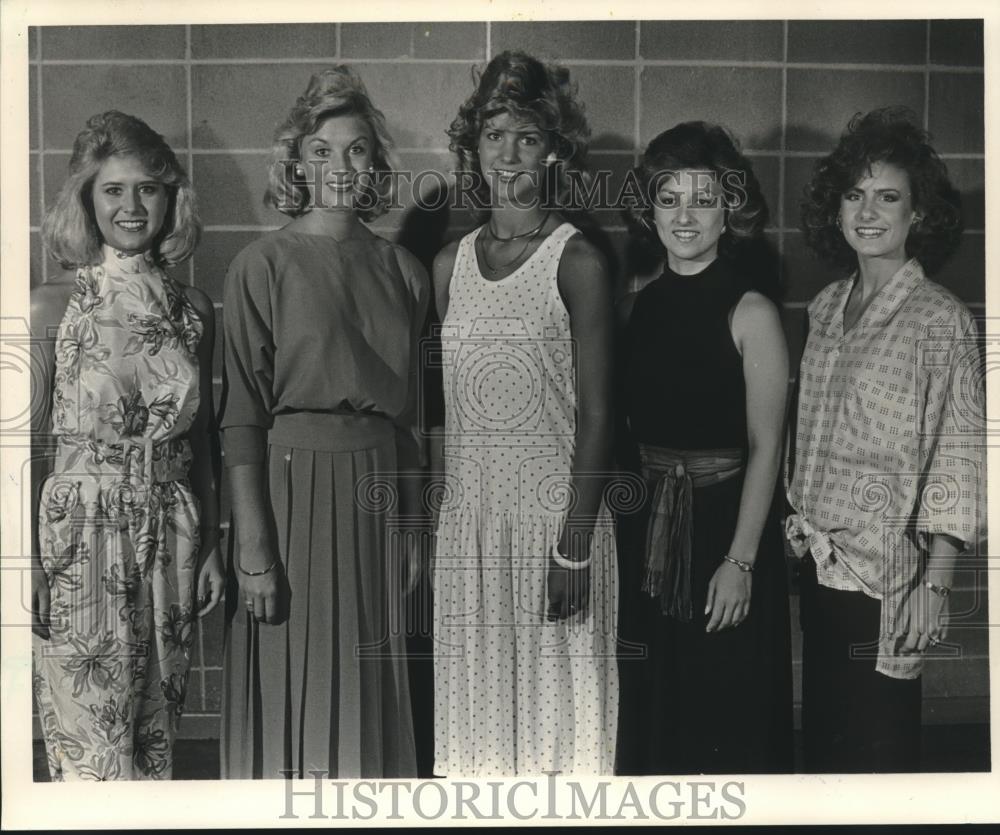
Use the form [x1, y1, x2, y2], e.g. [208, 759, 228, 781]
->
[801, 106, 962, 275]
[625, 121, 770, 254]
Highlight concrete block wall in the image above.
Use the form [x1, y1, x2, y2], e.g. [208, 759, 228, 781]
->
[28, 20, 987, 738]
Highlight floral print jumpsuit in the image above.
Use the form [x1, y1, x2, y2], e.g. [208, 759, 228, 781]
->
[33, 247, 203, 780]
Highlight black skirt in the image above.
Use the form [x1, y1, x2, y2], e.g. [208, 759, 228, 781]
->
[616, 473, 794, 775]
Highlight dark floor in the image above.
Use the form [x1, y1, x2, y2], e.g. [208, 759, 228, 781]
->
[33, 725, 990, 780]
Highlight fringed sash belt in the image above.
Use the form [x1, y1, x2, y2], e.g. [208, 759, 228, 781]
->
[638, 444, 745, 621]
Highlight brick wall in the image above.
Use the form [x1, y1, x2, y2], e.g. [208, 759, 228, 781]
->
[29, 20, 987, 738]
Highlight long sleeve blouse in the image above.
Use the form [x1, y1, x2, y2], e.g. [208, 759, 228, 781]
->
[786, 258, 984, 678]
[219, 227, 430, 469]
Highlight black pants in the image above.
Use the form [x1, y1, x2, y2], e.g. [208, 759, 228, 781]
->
[799, 557, 922, 773]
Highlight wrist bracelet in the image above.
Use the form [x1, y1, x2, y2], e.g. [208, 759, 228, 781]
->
[722, 555, 754, 573]
[925, 580, 951, 599]
[237, 559, 278, 577]
[550, 543, 591, 570]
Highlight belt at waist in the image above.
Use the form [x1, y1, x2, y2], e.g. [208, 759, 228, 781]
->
[54, 435, 191, 484]
[269, 411, 395, 453]
[638, 445, 745, 621]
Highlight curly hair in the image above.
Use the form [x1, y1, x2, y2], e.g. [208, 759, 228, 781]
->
[625, 121, 770, 253]
[41, 111, 199, 268]
[447, 50, 591, 208]
[801, 107, 962, 275]
[266, 65, 398, 222]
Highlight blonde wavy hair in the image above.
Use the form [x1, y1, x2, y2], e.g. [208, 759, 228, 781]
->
[42, 110, 200, 268]
[265, 65, 399, 221]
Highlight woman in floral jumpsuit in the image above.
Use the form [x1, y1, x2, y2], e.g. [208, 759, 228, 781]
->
[30, 111, 224, 780]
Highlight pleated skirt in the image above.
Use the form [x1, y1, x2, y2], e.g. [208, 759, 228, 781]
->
[220, 412, 417, 779]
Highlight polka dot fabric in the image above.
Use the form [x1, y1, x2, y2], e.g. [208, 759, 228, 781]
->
[432, 223, 619, 776]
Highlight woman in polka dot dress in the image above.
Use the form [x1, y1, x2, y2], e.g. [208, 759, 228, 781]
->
[430, 51, 619, 776]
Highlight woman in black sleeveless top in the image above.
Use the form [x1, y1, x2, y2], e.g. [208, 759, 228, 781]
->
[616, 122, 793, 774]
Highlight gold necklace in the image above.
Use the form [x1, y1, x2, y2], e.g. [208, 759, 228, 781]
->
[486, 213, 549, 242]
[479, 213, 550, 274]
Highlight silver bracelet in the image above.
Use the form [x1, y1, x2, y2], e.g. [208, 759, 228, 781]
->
[549, 543, 591, 570]
[722, 555, 754, 573]
[237, 559, 278, 577]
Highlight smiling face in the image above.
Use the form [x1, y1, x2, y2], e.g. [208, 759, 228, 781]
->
[299, 112, 374, 211]
[91, 154, 169, 255]
[652, 169, 726, 275]
[839, 160, 916, 265]
[477, 110, 551, 207]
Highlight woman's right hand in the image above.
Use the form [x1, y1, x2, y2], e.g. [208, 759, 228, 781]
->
[236, 545, 288, 625]
[31, 558, 51, 640]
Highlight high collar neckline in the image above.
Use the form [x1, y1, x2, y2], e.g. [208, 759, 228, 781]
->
[661, 256, 726, 286]
[101, 245, 157, 274]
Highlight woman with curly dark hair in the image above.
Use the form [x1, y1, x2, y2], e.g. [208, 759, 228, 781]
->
[616, 121, 793, 774]
[789, 107, 983, 772]
[218, 66, 427, 779]
[430, 51, 618, 775]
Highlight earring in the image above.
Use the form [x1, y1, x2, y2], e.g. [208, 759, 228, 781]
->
[640, 215, 655, 233]
[835, 215, 842, 229]
[294, 164, 305, 178]
[720, 224, 727, 235]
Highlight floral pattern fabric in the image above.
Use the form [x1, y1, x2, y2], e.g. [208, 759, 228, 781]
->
[33, 247, 204, 780]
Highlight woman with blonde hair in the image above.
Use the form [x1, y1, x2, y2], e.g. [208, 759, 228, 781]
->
[219, 65, 427, 779]
[31, 110, 223, 780]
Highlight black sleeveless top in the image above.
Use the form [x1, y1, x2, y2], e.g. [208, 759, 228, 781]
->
[622, 257, 748, 450]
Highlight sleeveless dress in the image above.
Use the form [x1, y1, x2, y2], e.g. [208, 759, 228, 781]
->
[433, 222, 619, 776]
[616, 256, 793, 775]
[32, 246, 204, 781]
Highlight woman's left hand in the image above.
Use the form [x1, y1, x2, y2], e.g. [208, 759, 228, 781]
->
[704, 561, 752, 632]
[196, 546, 225, 617]
[546, 537, 591, 622]
[897, 583, 950, 653]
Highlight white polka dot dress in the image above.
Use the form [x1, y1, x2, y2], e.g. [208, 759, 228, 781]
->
[432, 222, 619, 776]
